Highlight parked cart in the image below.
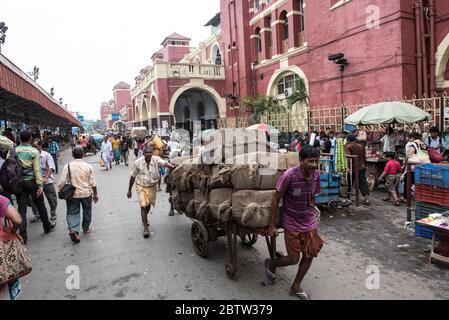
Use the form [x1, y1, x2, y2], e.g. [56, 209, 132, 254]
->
[316, 158, 351, 214]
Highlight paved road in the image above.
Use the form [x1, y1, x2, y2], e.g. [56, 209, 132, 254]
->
[19, 149, 449, 300]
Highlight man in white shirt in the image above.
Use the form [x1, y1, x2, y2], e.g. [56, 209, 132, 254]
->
[127, 145, 174, 238]
[381, 127, 397, 153]
[30, 140, 59, 222]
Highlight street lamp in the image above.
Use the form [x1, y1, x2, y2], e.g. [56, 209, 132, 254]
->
[0, 22, 8, 53]
[329, 53, 349, 129]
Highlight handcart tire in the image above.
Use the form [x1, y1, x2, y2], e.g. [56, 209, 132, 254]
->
[225, 263, 237, 279]
[191, 221, 209, 258]
[328, 201, 339, 214]
[241, 233, 258, 247]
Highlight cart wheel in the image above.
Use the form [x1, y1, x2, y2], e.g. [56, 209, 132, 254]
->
[328, 201, 339, 214]
[276, 252, 284, 259]
[191, 221, 209, 258]
[225, 263, 237, 279]
[241, 233, 258, 247]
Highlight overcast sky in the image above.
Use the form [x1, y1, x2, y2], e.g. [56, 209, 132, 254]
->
[1, 0, 220, 120]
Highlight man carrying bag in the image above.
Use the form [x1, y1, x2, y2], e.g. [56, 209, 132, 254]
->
[58, 147, 99, 243]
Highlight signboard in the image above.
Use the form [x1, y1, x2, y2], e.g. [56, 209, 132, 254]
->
[111, 113, 120, 121]
[77, 115, 85, 122]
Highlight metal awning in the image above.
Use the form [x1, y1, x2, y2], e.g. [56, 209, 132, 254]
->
[0, 53, 82, 127]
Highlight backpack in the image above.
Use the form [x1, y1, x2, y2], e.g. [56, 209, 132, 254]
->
[0, 148, 23, 195]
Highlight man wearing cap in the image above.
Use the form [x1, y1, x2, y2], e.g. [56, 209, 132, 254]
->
[127, 145, 174, 238]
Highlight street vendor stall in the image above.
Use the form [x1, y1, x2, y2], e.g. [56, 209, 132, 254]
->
[416, 214, 449, 264]
[345, 102, 432, 190]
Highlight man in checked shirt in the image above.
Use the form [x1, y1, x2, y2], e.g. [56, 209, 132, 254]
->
[265, 145, 324, 300]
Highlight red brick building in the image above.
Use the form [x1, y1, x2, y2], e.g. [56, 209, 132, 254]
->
[218, 0, 449, 131]
[130, 0, 449, 134]
[100, 82, 133, 129]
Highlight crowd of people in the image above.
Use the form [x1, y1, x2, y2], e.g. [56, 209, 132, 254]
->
[1, 123, 448, 300]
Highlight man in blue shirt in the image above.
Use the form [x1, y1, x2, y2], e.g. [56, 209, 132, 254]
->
[47, 137, 60, 174]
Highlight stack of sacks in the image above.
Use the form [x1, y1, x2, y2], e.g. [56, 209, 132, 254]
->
[168, 130, 301, 228]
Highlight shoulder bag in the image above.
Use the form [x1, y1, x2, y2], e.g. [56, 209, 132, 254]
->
[58, 164, 76, 200]
[0, 219, 32, 285]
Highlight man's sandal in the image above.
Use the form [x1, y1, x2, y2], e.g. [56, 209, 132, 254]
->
[290, 290, 312, 300]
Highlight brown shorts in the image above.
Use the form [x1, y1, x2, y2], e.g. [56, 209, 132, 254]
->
[284, 229, 324, 260]
[385, 175, 398, 193]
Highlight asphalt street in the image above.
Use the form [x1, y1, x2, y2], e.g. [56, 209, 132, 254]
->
[18, 149, 449, 300]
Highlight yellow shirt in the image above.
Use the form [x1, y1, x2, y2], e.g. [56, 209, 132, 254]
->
[151, 136, 164, 150]
[111, 139, 121, 150]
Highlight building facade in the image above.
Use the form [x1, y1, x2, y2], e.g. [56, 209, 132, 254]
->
[130, 0, 449, 134]
[132, 31, 226, 136]
[218, 0, 449, 131]
[100, 82, 133, 129]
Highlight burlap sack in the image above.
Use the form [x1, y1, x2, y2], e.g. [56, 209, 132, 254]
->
[285, 152, 300, 168]
[209, 165, 233, 189]
[209, 188, 233, 222]
[170, 156, 192, 166]
[232, 190, 281, 228]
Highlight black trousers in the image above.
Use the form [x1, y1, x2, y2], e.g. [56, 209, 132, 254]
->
[17, 180, 51, 242]
[348, 169, 369, 197]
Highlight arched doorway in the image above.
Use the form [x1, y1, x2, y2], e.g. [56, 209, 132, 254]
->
[141, 99, 149, 129]
[134, 105, 141, 126]
[150, 96, 158, 130]
[173, 89, 219, 137]
[266, 66, 309, 133]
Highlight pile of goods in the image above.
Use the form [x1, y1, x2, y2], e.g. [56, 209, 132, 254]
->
[169, 129, 301, 230]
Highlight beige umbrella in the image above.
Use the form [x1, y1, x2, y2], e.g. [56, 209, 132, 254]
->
[344, 102, 432, 125]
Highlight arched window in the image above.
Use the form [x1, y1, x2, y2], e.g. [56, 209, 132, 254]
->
[194, 56, 201, 64]
[276, 73, 300, 96]
[282, 14, 289, 40]
[255, 28, 262, 53]
[211, 44, 222, 65]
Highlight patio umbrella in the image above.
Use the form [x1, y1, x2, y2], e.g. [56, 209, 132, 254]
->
[246, 123, 280, 136]
[344, 102, 432, 125]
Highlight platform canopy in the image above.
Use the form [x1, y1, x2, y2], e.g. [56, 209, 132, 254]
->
[0, 54, 81, 127]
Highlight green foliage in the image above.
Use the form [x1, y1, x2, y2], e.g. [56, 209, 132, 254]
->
[243, 94, 285, 125]
[286, 77, 309, 111]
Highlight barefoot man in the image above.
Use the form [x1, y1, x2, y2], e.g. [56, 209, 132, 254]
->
[127, 145, 174, 238]
[265, 145, 324, 300]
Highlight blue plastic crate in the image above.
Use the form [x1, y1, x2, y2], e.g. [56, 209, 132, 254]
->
[415, 163, 449, 188]
[415, 224, 434, 240]
[415, 202, 449, 220]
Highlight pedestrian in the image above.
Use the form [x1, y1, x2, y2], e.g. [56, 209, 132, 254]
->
[379, 152, 401, 206]
[265, 146, 324, 300]
[4, 128, 16, 145]
[80, 136, 88, 156]
[321, 135, 332, 154]
[345, 134, 370, 206]
[111, 135, 121, 165]
[127, 145, 174, 238]
[29, 140, 58, 223]
[0, 136, 14, 202]
[0, 195, 23, 300]
[47, 137, 60, 174]
[328, 131, 336, 155]
[15, 131, 56, 244]
[121, 133, 132, 166]
[381, 127, 397, 154]
[101, 136, 113, 171]
[58, 147, 98, 243]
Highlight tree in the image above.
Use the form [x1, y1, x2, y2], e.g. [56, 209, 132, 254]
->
[243, 94, 285, 126]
